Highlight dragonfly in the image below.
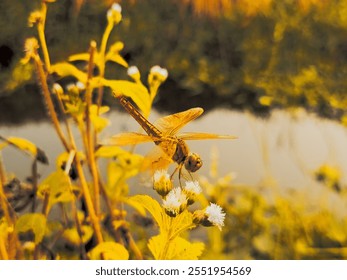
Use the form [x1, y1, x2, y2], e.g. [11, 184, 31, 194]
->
[105, 94, 237, 179]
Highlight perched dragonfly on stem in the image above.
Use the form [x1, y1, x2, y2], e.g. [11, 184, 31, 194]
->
[105, 93, 237, 179]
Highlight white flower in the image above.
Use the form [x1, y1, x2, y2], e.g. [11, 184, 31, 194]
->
[183, 181, 202, 205]
[184, 181, 202, 195]
[66, 83, 76, 91]
[110, 3, 122, 13]
[162, 187, 187, 216]
[150, 65, 168, 80]
[76, 81, 86, 91]
[150, 65, 161, 74]
[205, 203, 225, 230]
[52, 83, 64, 96]
[158, 68, 168, 79]
[127, 66, 140, 76]
[127, 66, 141, 82]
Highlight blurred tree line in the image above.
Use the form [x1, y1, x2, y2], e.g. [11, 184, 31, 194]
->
[1, 0, 347, 120]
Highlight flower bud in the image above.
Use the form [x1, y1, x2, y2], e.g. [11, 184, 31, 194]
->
[107, 3, 122, 25]
[148, 65, 168, 85]
[66, 83, 79, 95]
[21, 38, 39, 64]
[153, 169, 173, 197]
[23, 241, 36, 251]
[127, 66, 141, 82]
[28, 11, 43, 27]
[76, 81, 86, 91]
[52, 83, 64, 96]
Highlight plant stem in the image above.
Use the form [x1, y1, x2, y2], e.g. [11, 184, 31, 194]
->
[124, 229, 143, 260]
[0, 156, 11, 226]
[0, 237, 9, 260]
[32, 54, 70, 151]
[41, 191, 50, 218]
[85, 41, 101, 217]
[0, 154, 6, 186]
[64, 123, 103, 244]
[97, 22, 113, 109]
[31, 159, 38, 212]
[73, 151, 103, 244]
[37, 2, 51, 71]
[63, 151, 88, 259]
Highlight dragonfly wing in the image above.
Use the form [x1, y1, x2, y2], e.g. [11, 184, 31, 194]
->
[154, 107, 204, 136]
[102, 132, 160, 146]
[177, 132, 237, 141]
[140, 145, 173, 173]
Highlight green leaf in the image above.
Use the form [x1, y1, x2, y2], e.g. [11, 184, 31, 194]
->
[0, 136, 48, 164]
[2, 137, 37, 157]
[123, 197, 147, 217]
[128, 195, 166, 230]
[62, 225, 94, 246]
[15, 213, 47, 244]
[108, 41, 124, 52]
[37, 170, 76, 212]
[105, 53, 128, 68]
[45, 221, 63, 239]
[169, 210, 196, 237]
[88, 242, 129, 260]
[89, 105, 110, 133]
[95, 146, 127, 158]
[105, 41, 127, 66]
[50, 62, 87, 83]
[69, 52, 104, 71]
[148, 234, 204, 260]
[68, 52, 90, 62]
[105, 161, 129, 201]
[101, 79, 151, 116]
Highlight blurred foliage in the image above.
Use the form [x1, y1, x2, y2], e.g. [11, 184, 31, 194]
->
[1, 0, 347, 260]
[199, 150, 347, 260]
[1, 0, 347, 119]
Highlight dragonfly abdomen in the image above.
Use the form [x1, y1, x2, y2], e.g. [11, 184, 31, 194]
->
[117, 96, 162, 138]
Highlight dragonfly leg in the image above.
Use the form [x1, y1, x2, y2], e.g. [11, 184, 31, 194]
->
[188, 171, 194, 181]
[178, 167, 183, 188]
[170, 165, 184, 188]
[170, 165, 179, 180]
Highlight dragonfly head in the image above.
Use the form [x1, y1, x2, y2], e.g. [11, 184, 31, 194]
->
[184, 153, 203, 172]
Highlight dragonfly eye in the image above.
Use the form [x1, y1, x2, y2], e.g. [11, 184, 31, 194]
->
[184, 153, 202, 172]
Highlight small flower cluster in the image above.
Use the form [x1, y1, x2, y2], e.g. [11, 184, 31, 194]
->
[52, 82, 85, 106]
[107, 3, 122, 25]
[21, 38, 40, 64]
[127, 65, 168, 87]
[153, 169, 225, 230]
[28, 11, 43, 27]
[148, 65, 169, 86]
